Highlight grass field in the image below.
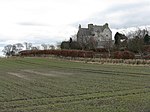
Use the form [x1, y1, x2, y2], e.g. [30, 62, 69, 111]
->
[0, 57, 150, 112]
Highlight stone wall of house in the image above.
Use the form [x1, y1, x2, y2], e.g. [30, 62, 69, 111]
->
[77, 23, 112, 49]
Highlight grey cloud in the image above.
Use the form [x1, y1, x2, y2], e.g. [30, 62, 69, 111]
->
[0, 40, 10, 47]
[20, 35, 63, 45]
[17, 22, 50, 26]
[119, 11, 150, 28]
[0, 43, 5, 48]
[72, 1, 150, 29]
[104, 1, 149, 14]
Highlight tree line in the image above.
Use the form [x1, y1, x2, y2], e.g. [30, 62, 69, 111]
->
[2, 42, 55, 57]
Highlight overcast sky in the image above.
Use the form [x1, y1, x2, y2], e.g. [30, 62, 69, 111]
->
[0, 0, 150, 55]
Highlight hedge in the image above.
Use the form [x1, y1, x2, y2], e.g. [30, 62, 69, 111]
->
[19, 50, 95, 58]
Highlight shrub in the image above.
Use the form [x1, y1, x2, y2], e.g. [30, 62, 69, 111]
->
[19, 49, 94, 58]
[143, 55, 150, 59]
[112, 51, 122, 59]
[112, 51, 135, 59]
[122, 51, 135, 59]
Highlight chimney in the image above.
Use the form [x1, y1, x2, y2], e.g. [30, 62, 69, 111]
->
[88, 24, 93, 30]
[104, 23, 108, 27]
[79, 24, 81, 29]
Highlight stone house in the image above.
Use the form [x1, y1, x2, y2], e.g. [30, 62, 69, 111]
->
[77, 23, 112, 49]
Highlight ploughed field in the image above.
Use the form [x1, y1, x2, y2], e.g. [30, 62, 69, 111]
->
[0, 57, 150, 112]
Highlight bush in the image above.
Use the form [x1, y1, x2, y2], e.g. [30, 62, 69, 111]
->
[19, 50, 94, 58]
[112, 51, 122, 59]
[143, 55, 150, 59]
[112, 51, 135, 59]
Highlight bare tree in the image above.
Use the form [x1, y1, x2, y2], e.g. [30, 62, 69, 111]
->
[24, 42, 28, 50]
[2, 43, 24, 56]
[15, 43, 24, 53]
[128, 36, 144, 57]
[103, 38, 112, 57]
[127, 28, 148, 39]
[78, 34, 93, 50]
[88, 36, 98, 50]
[49, 45, 55, 49]
[144, 34, 150, 45]
[127, 28, 149, 58]
[12, 45, 17, 55]
[56, 42, 61, 49]
[41, 44, 48, 50]
[31, 46, 40, 50]
[28, 43, 32, 50]
[24, 42, 32, 50]
[70, 34, 77, 41]
[97, 33, 112, 57]
[134, 28, 148, 38]
[2, 44, 13, 56]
